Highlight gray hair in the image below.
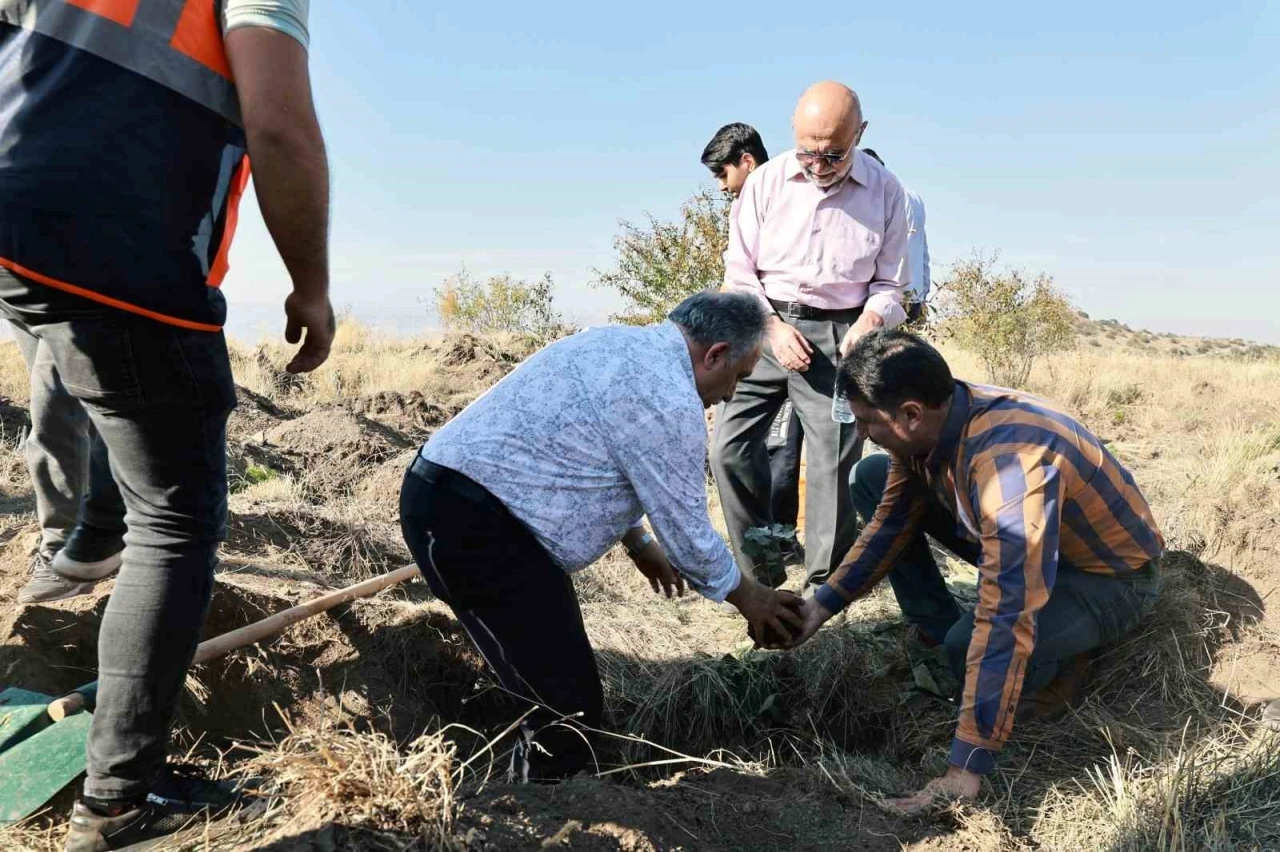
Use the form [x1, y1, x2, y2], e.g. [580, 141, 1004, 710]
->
[668, 290, 768, 362]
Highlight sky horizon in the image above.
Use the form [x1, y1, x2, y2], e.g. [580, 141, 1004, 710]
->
[219, 1, 1279, 345]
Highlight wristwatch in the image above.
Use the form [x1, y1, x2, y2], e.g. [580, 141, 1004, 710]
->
[624, 530, 655, 556]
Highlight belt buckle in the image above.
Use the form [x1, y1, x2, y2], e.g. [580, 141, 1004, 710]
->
[783, 301, 804, 319]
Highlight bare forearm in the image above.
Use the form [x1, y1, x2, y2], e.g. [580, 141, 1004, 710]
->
[248, 122, 330, 297]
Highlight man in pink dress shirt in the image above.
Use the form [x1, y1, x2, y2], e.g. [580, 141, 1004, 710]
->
[711, 81, 910, 593]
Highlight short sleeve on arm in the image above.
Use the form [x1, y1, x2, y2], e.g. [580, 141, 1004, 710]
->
[223, 0, 310, 50]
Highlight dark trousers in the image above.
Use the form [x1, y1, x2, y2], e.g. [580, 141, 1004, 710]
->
[711, 312, 864, 589]
[766, 402, 804, 528]
[399, 457, 602, 781]
[65, 427, 129, 563]
[849, 453, 1160, 691]
[1, 269, 235, 803]
[8, 319, 100, 561]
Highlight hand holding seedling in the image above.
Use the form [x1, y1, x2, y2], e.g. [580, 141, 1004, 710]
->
[747, 589, 806, 647]
[726, 575, 805, 648]
[782, 596, 835, 649]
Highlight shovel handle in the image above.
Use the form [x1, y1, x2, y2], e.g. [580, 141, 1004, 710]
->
[47, 565, 420, 722]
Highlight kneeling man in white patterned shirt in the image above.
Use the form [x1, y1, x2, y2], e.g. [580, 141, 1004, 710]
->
[400, 291, 803, 782]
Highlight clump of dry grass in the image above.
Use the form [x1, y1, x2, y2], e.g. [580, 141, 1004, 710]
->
[238, 714, 461, 849]
[1033, 724, 1280, 851]
[0, 340, 28, 403]
[596, 617, 905, 764]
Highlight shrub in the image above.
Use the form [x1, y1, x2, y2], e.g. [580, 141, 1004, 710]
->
[592, 188, 732, 325]
[934, 253, 1078, 387]
[433, 269, 574, 342]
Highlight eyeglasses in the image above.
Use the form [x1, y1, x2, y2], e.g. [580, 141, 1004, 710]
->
[796, 147, 850, 168]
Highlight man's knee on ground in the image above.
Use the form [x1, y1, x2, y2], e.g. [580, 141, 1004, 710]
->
[848, 452, 890, 521]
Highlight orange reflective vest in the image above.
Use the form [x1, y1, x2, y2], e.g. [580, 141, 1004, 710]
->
[0, 0, 251, 331]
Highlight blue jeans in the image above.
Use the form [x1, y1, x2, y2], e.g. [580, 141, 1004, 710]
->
[849, 453, 1160, 691]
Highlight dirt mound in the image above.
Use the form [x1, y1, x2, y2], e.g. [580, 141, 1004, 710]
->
[226, 503, 408, 582]
[180, 576, 489, 745]
[351, 391, 448, 441]
[260, 407, 413, 498]
[228, 385, 296, 441]
[433, 333, 530, 389]
[439, 333, 524, 367]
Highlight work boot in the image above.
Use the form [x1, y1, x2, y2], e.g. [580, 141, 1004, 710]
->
[64, 767, 254, 851]
[17, 552, 95, 604]
[52, 548, 124, 582]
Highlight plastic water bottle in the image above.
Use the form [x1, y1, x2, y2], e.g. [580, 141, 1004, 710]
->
[831, 390, 855, 424]
[832, 355, 855, 423]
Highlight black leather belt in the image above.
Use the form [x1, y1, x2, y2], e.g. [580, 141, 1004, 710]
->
[768, 298, 864, 323]
[409, 455, 503, 510]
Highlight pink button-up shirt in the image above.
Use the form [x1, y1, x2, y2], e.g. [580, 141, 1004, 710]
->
[724, 149, 909, 326]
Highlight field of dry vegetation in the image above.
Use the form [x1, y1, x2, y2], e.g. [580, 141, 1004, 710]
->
[1, 317, 1278, 851]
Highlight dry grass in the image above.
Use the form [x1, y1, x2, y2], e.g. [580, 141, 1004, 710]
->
[234, 714, 461, 849]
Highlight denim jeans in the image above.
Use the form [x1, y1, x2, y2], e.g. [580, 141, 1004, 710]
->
[1, 269, 236, 802]
[6, 319, 109, 560]
[849, 453, 1161, 691]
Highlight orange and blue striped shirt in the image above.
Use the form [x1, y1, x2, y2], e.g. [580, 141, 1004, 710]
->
[816, 381, 1163, 774]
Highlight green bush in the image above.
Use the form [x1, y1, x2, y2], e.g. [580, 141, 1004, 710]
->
[934, 253, 1078, 388]
[433, 270, 574, 342]
[591, 188, 732, 325]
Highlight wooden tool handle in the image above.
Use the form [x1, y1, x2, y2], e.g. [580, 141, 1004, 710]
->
[48, 565, 419, 721]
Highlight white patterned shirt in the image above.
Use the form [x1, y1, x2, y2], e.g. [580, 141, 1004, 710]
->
[421, 322, 742, 602]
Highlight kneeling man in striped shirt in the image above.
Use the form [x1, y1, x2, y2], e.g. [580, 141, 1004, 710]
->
[788, 330, 1164, 810]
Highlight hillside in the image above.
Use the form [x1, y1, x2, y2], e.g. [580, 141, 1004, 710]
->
[1, 321, 1277, 852]
[1076, 313, 1279, 361]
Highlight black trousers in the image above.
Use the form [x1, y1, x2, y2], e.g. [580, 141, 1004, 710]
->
[399, 457, 602, 781]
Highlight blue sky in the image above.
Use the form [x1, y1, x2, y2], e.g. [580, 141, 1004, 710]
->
[223, 0, 1280, 343]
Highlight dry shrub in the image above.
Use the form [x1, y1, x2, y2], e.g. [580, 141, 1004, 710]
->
[933, 253, 1077, 387]
[433, 269, 574, 343]
[591, 187, 732, 326]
